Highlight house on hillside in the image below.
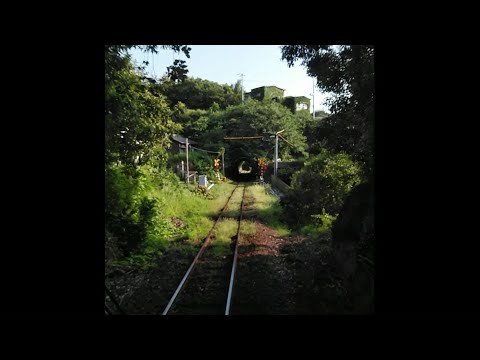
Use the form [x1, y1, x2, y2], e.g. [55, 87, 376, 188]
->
[282, 96, 311, 114]
[244, 85, 311, 115]
[244, 86, 285, 102]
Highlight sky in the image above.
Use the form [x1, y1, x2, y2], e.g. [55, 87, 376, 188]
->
[128, 45, 329, 113]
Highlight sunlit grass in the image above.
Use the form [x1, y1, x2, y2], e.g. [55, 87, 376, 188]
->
[119, 178, 293, 269]
[240, 220, 257, 237]
[247, 185, 291, 236]
[143, 183, 239, 254]
[212, 218, 238, 243]
[210, 218, 238, 257]
[220, 185, 244, 219]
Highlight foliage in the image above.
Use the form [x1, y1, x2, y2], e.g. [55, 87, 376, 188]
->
[247, 185, 290, 236]
[200, 100, 308, 175]
[167, 59, 189, 82]
[300, 209, 337, 238]
[105, 164, 173, 257]
[301, 110, 331, 154]
[281, 149, 362, 227]
[281, 45, 374, 175]
[331, 181, 374, 259]
[171, 102, 210, 140]
[105, 46, 182, 167]
[314, 110, 330, 119]
[109, 175, 239, 268]
[157, 77, 241, 111]
[129, 45, 191, 83]
[105, 45, 191, 264]
[189, 151, 219, 178]
[277, 167, 298, 186]
[168, 150, 221, 180]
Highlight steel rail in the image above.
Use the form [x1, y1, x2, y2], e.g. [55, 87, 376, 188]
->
[225, 185, 247, 315]
[162, 184, 240, 315]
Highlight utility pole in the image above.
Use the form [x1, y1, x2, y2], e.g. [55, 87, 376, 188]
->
[238, 73, 245, 102]
[273, 130, 285, 177]
[186, 137, 189, 184]
[274, 134, 278, 176]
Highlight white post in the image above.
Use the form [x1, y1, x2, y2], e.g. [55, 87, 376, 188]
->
[186, 138, 189, 184]
[222, 152, 225, 177]
[181, 160, 184, 179]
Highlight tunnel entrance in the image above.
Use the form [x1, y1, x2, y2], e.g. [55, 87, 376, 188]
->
[238, 161, 252, 174]
[223, 136, 275, 183]
[228, 157, 258, 182]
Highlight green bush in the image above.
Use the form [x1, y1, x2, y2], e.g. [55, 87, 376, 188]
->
[281, 149, 362, 227]
[277, 167, 296, 186]
[105, 164, 153, 256]
[300, 209, 337, 238]
[105, 164, 180, 256]
[168, 151, 218, 179]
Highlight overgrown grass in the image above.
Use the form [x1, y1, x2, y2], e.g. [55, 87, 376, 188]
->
[221, 185, 244, 219]
[247, 185, 290, 236]
[299, 210, 337, 239]
[240, 220, 257, 237]
[210, 218, 238, 257]
[152, 181, 236, 238]
[112, 170, 239, 268]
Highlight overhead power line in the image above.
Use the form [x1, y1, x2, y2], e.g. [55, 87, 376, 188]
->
[224, 136, 264, 140]
[278, 133, 294, 147]
[190, 145, 222, 154]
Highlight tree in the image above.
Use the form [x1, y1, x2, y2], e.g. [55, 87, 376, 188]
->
[167, 59, 189, 82]
[281, 149, 362, 227]
[105, 45, 190, 257]
[219, 100, 307, 161]
[105, 45, 189, 167]
[281, 45, 374, 175]
[232, 79, 242, 94]
[282, 46, 375, 290]
[171, 102, 210, 139]
[157, 77, 241, 110]
[105, 54, 180, 167]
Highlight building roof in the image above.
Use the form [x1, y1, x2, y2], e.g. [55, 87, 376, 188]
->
[172, 134, 198, 145]
[293, 96, 311, 102]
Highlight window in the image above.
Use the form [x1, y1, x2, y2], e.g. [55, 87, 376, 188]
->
[296, 103, 308, 111]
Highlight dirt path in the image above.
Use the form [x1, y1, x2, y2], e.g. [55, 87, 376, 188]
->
[231, 221, 350, 314]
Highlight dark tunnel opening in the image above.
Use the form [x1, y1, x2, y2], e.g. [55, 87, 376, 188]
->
[226, 157, 258, 182]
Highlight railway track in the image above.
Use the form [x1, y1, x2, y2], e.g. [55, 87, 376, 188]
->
[162, 183, 247, 315]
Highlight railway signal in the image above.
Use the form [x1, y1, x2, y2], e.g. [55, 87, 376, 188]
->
[257, 157, 268, 183]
